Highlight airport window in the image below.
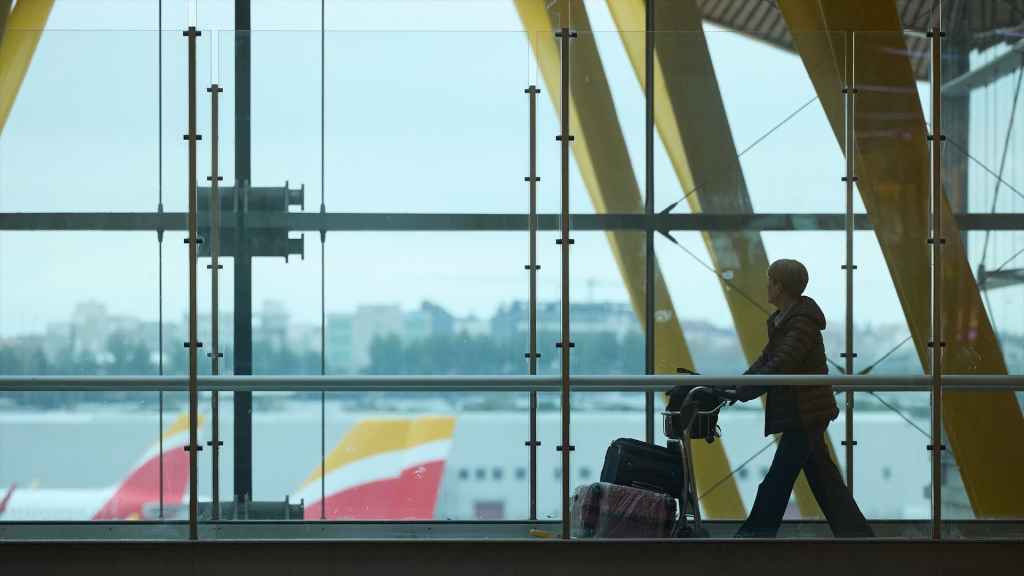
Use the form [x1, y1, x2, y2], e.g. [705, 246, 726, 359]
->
[4, 0, 1022, 551]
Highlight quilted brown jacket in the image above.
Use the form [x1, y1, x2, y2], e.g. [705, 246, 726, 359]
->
[736, 296, 839, 436]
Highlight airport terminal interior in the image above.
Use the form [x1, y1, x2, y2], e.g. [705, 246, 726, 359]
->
[0, 0, 1023, 573]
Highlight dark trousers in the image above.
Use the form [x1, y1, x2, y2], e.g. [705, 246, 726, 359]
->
[737, 425, 874, 538]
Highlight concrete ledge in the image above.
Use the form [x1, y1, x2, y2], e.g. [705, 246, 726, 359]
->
[2, 539, 1023, 576]
[3, 519, 1024, 540]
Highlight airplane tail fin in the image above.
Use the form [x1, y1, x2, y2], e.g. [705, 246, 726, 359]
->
[93, 412, 204, 520]
[297, 415, 455, 520]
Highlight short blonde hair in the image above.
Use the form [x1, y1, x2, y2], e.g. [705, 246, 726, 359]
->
[768, 259, 808, 297]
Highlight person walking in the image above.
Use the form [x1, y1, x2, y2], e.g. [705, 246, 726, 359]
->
[732, 259, 873, 538]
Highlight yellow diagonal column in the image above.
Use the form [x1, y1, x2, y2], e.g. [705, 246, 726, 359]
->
[514, 0, 745, 518]
[0, 0, 55, 135]
[0, 1, 14, 47]
[607, 0, 832, 519]
[779, 0, 1024, 517]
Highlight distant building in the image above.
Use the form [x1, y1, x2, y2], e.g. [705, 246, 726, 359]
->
[491, 301, 642, 339]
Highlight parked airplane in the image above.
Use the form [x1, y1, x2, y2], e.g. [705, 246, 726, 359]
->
[295, 415, 455, 519]
[0, 408, 930, 523]
[0, 413, 201, 521]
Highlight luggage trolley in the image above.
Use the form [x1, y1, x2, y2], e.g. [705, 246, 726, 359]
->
[662, 384, 736, 538]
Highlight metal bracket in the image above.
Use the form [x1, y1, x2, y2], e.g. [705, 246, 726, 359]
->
[925, 31, 947, 38]
[184, 341, 204, 348]
[206, 264, 224, 270]
[524, 176, 541, 183]
[156, 202, 165, 242]
[927, 134, 947, 141]
[842, 88, 859, 94]
[183, 134, 203, 142]
[184, 237, 205, 245]
[524, 264, 541, 271]
[207, 352, 224, 358]
[525, 86, 541, 94]
[926, 444, 947, 451]
[840, 352, 858, 358]
[841, 440, 858, 447]
[841, 176, 859, 182]
[555, 238, 574, 245]
[319, 203, 328, 243]
[927, 238, 947, 245]
[556, 445, 576, 452]
[182, 28, 202, 38]
[183, 444, 204, 452]
[555, 135, 575, 142]
[841, 264, 858, 270]
[207, 175, 224, 182]
[206, 440, 224, 447]
[524, 352, 542, 359]
[555, 342, 575, 348]
[206, 85, 224, 94]
[927, 341, 947, 348]
[525, 441, 542, 447]
[554, 30, 578, 39]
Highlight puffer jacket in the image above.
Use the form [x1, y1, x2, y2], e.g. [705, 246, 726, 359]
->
[736, 296, 839, 436]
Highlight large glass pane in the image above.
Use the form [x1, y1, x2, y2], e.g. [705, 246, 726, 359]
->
[562, 28, 646, 532]
[198, 30, 323, 522]
[940, 2, 1024, 535]
[703, 31, 846, 215]
[0, 30, 158, 212]
[318, 391, 529, 521]
[646, 30, 850, 535]
[323, 31, 529, 213]
[851, 31, 933, 534]
[0, 230, 181, 522]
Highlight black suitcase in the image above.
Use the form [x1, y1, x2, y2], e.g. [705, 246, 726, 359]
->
[600, 438, 682, 499]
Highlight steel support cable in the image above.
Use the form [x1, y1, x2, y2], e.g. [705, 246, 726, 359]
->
[980, 244, 1024, 288]
[979, 61, 1024, 268]
[698, 437, 776, 503]
[660, 96, 820, 214]
[658, 235, 846, 374]
[855, 334, 932, 438]
[697, 327, 924, 502]
[697, 400, 927, 504]
[945, 136, 1024, 203]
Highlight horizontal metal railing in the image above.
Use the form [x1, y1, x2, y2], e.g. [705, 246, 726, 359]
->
[4, 212, 1024, 232]
[2, 374, 1023, 392]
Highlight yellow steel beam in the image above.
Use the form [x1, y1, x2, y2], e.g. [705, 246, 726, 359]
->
[779, 0, 1024, 517]
[606, 0, 831, 519]
[0, 0, 13, 48]
[0, 0, 55, 135]
[513, 0, 745, 519]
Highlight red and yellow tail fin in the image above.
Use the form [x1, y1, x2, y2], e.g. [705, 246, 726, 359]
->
[298, 415, 455, 520]
[93, 412, 204, 520]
